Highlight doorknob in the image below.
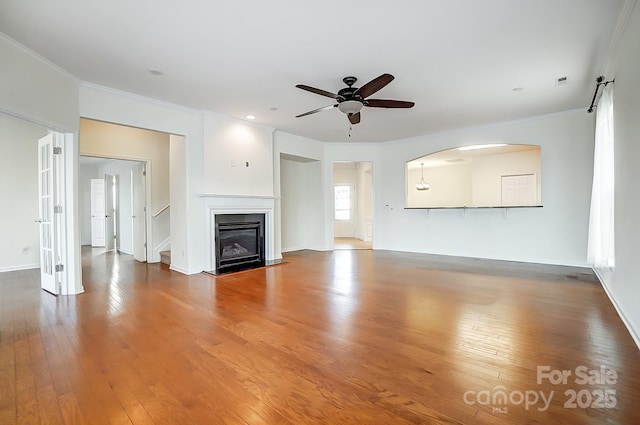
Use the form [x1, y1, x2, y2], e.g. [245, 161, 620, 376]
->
[34, 219, 42, 223]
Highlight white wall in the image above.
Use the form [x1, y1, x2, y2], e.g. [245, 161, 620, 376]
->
[597, 1, 640, 347]
[280, 157, 322, 251]
[0, 34, 82, 293]
[274, 131, 326, 256]
[203, 113, 274, 197]
[169, 134, 187, 268]
[377, 109, 594, 266]
[0, 113, 48, 271]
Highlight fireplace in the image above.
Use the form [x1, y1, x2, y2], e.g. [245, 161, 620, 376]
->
[214, 213, 265, 274]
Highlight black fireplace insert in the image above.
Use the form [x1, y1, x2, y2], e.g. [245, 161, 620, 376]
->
[214, 213, 265, 274]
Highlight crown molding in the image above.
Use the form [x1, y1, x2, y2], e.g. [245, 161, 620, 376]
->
[0, 31, 79, 84]
[601, 0, 638, 77]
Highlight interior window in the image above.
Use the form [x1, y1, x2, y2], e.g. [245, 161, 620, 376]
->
[334, 185, 351, 220]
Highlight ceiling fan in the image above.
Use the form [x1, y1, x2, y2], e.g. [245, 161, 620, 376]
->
[295, 73, 414, 124]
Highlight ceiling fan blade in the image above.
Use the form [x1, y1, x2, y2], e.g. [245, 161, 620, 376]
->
[354, 73, 394, 99]
[366, 99, 415, 108]
[295, 104, 337, 118]
[348, 112, 361, 124]
[296, 84, 339, 99]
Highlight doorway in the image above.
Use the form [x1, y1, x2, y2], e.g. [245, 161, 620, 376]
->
[333, 161, 373, 250]
[80, 156, 148, 260]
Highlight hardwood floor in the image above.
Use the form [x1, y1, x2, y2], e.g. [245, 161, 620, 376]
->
[334, 237, 373, 250]
[1, 248, 639, 424]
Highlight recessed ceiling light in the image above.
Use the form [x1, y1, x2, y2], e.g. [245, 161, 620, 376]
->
[149, 69, 163, 76]
[513, 87, 524, 92]
[246, 115, 256, 120]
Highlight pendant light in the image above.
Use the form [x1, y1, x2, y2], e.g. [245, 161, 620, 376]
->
[415, 163, 430, 191]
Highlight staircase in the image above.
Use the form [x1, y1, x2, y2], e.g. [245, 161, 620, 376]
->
[160, 250, 171, 266]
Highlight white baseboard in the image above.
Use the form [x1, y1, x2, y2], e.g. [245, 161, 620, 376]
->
[593, 267, 640, 350]
[282, 246, 304, 253]
[0, 263, 39, 273]
[169, 264, 201, 275]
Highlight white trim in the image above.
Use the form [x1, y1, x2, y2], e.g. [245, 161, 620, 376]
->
[198, 194, 279, 199]
[169, 264, 200, 275]
[152, 203, 170, 217]
[153, 236, 171, 259]
[0, 32, 80, 83]
[592, 268, 640, 350]
[281, 246, 305, 253]
[80, 82, 198, 117]
[601, 0, 638, 77]
[0, 263, 40, 273]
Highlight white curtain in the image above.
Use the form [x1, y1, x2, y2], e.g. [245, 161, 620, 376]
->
[587, 85, 615, 268]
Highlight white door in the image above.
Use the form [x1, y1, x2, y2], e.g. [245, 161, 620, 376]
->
[501, 174, 537, 206]
[131, 163, 147, 262]
[91, 179, 106, 247]
[104, 174, 116, 251]
[37, 134, 61, 294]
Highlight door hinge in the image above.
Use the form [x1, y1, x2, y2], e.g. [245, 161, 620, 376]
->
[54, 205, 63, 213]
[144, 242, 147, 248]
[55, 264, 64, 272]
[143, 206, 147, 212]
[53, 147, 62, 155]
[142, 169, 146, 176]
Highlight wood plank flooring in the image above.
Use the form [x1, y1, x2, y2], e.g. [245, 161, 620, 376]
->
[1, 248, 639, 424]
[334, 237, 372, 250]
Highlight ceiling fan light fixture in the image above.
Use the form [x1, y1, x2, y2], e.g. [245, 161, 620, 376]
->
[338, 100, 363, 115]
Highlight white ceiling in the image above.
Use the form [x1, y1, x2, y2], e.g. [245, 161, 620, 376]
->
[0, 0, 626, 142]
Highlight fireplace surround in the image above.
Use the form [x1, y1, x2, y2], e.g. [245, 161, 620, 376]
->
[201, 194, 277, 274]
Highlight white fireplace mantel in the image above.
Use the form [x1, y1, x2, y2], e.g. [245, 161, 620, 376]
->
[201, 194, 276, 272]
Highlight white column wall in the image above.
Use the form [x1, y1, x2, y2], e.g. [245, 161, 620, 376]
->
[377, 109, 595, 266]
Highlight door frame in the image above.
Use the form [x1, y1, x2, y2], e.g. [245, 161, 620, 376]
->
[131, 162, 148, 262]
[90, 178, 106, 247]
[81, 154, 153, 261]
[104, 173, 116, 252]
[331, 161, 375, 248]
